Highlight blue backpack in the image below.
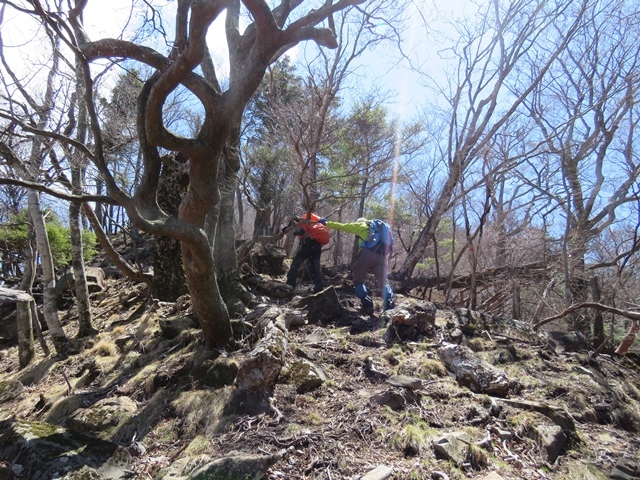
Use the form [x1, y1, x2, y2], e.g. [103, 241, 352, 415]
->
[361, 219, 394, 255]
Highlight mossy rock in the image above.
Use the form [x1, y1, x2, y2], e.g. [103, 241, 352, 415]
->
[202, 357, 238, 388]
[0, 419, 130, 479]
[67, 396, 137, 438]
[283, 359, 327, 393]
[159, 314, 199, 339]
[0, 379, 24, 404]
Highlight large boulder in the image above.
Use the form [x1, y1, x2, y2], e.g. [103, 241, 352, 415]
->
[290, 286, 343, 324]
[437, 343, 510, 397]
[383, 303, 437, 342]
[235, 320, 288, 393]
[67, 396, 138, 438]
[156, 451, 282, 480]
[528, 423, 567, 463]
[56, 267, 105, 307]
[0, 419, 131, 480]
[191, 356, 239, 389]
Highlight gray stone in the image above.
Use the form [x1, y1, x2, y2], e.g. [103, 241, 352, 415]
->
[0, 379, 24, 403]
[437, 343, 509, 397]
[449, 328, 463, 341]
[198, 357, 239, 389]
[480, 473, 506, 480]
[491, 427, 512, 441]
[244, 273, 291, 297]
[610, 457, 640, 480]
[236, 321, 288, 392]
[0, 419, 131, 480]
[386, 375, 422, 390]
[285, 359, 327, 393]
[433, 432, 472, 465]
[157, 451, 282, 480]
[56, 267, 106, 305]
[371, 389, 406, 410]
[67, 396, 138, 437]
[243, 243, 288, 276]
[294, 345, 320, 361]
[528, 424, 567, 463]
[188, 452, 281, 480]
[388, 304, 436, 332]
[384, 304, 437, 342]
[499, 398, 575, 433]
[361, 465, 394, 480]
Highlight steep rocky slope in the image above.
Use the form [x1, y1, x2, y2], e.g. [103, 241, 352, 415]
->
[1, 276, 639, 480]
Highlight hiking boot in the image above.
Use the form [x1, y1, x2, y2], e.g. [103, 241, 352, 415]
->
[361, 295, 374, 315]
[313, 285, 324, 294]
[383, 296, 396, 312]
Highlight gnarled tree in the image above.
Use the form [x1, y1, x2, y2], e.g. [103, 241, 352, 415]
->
[2, 0, 373, 349]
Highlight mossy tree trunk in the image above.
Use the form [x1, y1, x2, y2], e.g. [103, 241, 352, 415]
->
[153, 154, 189, 302]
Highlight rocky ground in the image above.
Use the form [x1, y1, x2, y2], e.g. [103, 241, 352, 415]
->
[1, 272, 640, 480]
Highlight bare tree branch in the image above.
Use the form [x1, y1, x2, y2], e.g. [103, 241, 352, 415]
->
[534, 302, 640, 331]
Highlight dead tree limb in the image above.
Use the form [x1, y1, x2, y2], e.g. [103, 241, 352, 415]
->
[82, 203, 148, 283]
[535, 302, 640, 330]
[531, 277, 559, 324]
[615, 321, 639, 355]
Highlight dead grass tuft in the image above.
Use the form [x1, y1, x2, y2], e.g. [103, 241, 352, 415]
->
[172, 387, 234, 437]
[90, 340, 117, 357]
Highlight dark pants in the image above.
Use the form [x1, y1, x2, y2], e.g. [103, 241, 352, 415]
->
[287, 237, 324, 292]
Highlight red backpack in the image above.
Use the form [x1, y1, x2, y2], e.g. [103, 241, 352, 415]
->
[302, 213, 330, 245]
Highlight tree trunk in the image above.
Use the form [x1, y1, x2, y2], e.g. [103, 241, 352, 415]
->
[69, 62, 97, 338]
[181, 237, 232, 348]
[95, 177, 104, 232]
[236, 187, 244, 239]
[17, 222, 37, 368]
[153, 154, 188, 301]
[70, 196, 97, 338]
[333, 207, 344, 267]
[591, 276, 604, 347]
[512, 282, 521, 320]
[27, 190, 68, 355]
[398, 158, 463, 281]
[207, 142, 256, 317]
[567, 232, 590, 336]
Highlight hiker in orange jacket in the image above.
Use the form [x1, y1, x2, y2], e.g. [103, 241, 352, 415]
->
[282, 213, 329, 293]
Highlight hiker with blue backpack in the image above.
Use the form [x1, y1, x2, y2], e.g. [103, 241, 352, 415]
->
[310, 217, 396, 314]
